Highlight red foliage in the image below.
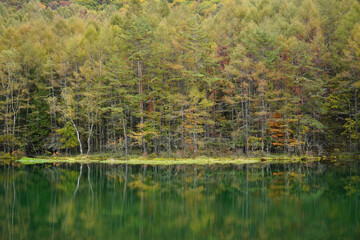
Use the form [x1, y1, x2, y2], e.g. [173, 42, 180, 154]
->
[60, 1, 72, 7]
[216, 45, 229, 70]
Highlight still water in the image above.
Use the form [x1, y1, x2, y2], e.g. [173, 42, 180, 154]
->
[0, 161, 359, 240]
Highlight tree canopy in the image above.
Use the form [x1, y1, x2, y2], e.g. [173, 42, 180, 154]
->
[0, 0, 359, 156]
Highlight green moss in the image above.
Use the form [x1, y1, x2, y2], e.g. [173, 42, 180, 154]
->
[12, 156, 321, 165]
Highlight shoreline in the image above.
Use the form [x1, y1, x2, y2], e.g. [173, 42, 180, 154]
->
[0, 156, 330, 165]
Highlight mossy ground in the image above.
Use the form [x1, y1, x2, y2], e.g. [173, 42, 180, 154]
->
[11, 155, 322, 165]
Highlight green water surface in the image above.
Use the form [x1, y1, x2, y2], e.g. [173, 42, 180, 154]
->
[0, 161, 359, 239]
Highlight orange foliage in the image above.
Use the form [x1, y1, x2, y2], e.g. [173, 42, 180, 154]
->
[269, 112, 284, 146]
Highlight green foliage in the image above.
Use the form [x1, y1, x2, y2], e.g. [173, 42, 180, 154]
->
[25, 84, 51, 154]
[56, 122, 79, 149]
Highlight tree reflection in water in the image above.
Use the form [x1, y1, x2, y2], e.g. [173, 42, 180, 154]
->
[0, 161, 359, 240]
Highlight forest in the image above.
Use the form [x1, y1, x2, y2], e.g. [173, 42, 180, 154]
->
[0, 0, 359, 157]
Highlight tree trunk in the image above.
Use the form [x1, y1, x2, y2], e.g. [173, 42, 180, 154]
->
[168, 117, 171, 156]
[261, 95, 265, 154]
[181, 105, 184, 151]
[297, 118, 301, 155]
[355, 88, 358, 153]
[87, 117, 94, 155]
[194, 108, 198, 156]
[245, 98, 249, 155]
[123, 117, 128, 155]
[231, 106, 235, 152]
[138, 60, 146, 153]
[350, 101, 352, 147]
[70, 118, 83, 155]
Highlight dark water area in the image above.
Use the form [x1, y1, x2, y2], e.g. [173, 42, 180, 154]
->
[0, 161, 359, 240]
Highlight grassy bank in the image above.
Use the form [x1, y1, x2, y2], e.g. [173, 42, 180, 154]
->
[3, 155, 325, 165]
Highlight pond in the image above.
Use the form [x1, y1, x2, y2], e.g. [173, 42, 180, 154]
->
[0, 161, 359, 240]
